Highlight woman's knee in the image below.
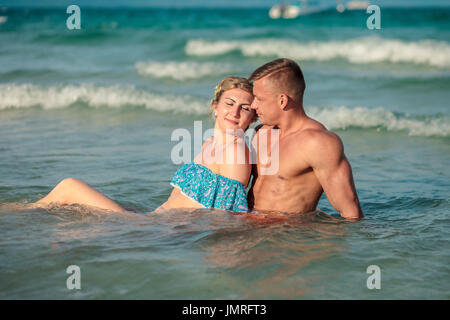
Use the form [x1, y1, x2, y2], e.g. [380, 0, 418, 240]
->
[58, 177, 85, 189]
[37, 177, 82, 205]
[52, 177, 90, 204]
[53, 178, 88, 199]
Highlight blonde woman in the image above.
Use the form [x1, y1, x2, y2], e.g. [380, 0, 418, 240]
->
[34, 77, 256, 213]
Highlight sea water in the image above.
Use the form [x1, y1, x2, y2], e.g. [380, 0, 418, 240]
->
[0, 5, 449, 299]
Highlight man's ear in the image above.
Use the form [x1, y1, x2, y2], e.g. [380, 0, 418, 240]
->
[279, 94, 288, 110]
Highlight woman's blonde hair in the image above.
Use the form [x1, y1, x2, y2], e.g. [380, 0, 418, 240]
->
[210, 76, 253, 106]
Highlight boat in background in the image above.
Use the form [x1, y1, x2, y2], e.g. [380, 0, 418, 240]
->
[269, 3, 299, 19]
[269, 0, 330, 19]
[336, 0, 370, 13]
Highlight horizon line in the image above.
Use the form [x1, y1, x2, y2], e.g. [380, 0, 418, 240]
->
[2, 4, 450, 9]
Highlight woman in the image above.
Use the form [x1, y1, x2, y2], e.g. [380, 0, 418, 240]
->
[33, 77, 256, 214]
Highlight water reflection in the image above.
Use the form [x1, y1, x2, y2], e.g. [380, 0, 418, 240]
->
[0, 203, 350, 299]
[197, 210, 348, 298]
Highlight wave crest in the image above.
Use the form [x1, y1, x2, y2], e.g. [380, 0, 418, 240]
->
[1, 84, 448, 137]
[186, 37, 450, 68]
[0, 83, 208, 114]
[307, 105, 450, 137]
[135, 61, 233, 80]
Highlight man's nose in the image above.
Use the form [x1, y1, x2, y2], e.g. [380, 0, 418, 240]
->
[250, 100, 257, 110]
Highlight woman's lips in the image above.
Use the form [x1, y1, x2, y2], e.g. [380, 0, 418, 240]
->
[225, 118, 238, 125]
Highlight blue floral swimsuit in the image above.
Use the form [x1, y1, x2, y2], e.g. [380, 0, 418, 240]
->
[170, 162, 249, 213]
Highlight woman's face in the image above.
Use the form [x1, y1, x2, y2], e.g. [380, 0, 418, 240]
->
[213, 88, 255, 133]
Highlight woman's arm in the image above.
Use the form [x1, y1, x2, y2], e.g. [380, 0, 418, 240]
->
[218, 138, 252, 188]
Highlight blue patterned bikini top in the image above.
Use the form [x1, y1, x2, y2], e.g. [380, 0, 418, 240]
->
[170, 162, 249, 213]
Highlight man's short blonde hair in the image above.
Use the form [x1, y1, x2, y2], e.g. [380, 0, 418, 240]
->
[248, 58, 306, 103]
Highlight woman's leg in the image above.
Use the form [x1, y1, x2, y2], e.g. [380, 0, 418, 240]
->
[35, 178, 126, 212]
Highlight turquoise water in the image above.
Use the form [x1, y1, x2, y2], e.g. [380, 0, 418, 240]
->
[0, 7, 449, 299]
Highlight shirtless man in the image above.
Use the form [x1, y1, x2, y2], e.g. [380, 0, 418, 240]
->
[247, 58, 364, 220]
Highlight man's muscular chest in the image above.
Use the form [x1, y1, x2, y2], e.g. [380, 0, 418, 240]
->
[255, 129, 311, 180]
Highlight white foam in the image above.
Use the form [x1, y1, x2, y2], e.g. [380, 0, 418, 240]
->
[0, 83, 209, 114]
[0, 16, 7, 24]
[1, 84, 448, 137]
[186, 37, 450, 68]
[306, 105, 450, 137]
[135, 60, 233, 80]
[186, 40, 240, 56]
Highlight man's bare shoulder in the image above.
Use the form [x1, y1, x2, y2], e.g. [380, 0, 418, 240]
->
[295, 120, 344, 160]
[254, 124, 274, 134]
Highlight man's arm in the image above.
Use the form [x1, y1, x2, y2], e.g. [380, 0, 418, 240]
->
[303, 131, 364, 220]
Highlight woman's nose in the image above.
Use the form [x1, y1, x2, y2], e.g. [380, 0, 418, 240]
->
[231, 105, 240, 117]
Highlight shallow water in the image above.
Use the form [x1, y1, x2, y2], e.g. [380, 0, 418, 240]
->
[0, 203, 448, 299]
[0, 6, 449, 299]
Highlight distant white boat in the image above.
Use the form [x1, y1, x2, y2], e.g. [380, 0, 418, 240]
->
[269, 1, 329, 19]
[346, 1, 370, 10]
[0, 16, 7, 24]
[269, 3, 300, 19]
[336, 0, 370, 13]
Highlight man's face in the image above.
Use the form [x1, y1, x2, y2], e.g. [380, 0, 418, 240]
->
[251, 77, 279, 125]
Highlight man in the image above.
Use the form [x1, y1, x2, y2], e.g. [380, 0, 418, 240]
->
[247, 58, 363, 220]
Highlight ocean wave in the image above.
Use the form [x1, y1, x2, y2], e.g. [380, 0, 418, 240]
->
[1, 84, 448, 137]
[307, 105, 450, 137]
[135, 60, 234, 80]
[186, 37, 450, 68]
[0, 83, 209, 114]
